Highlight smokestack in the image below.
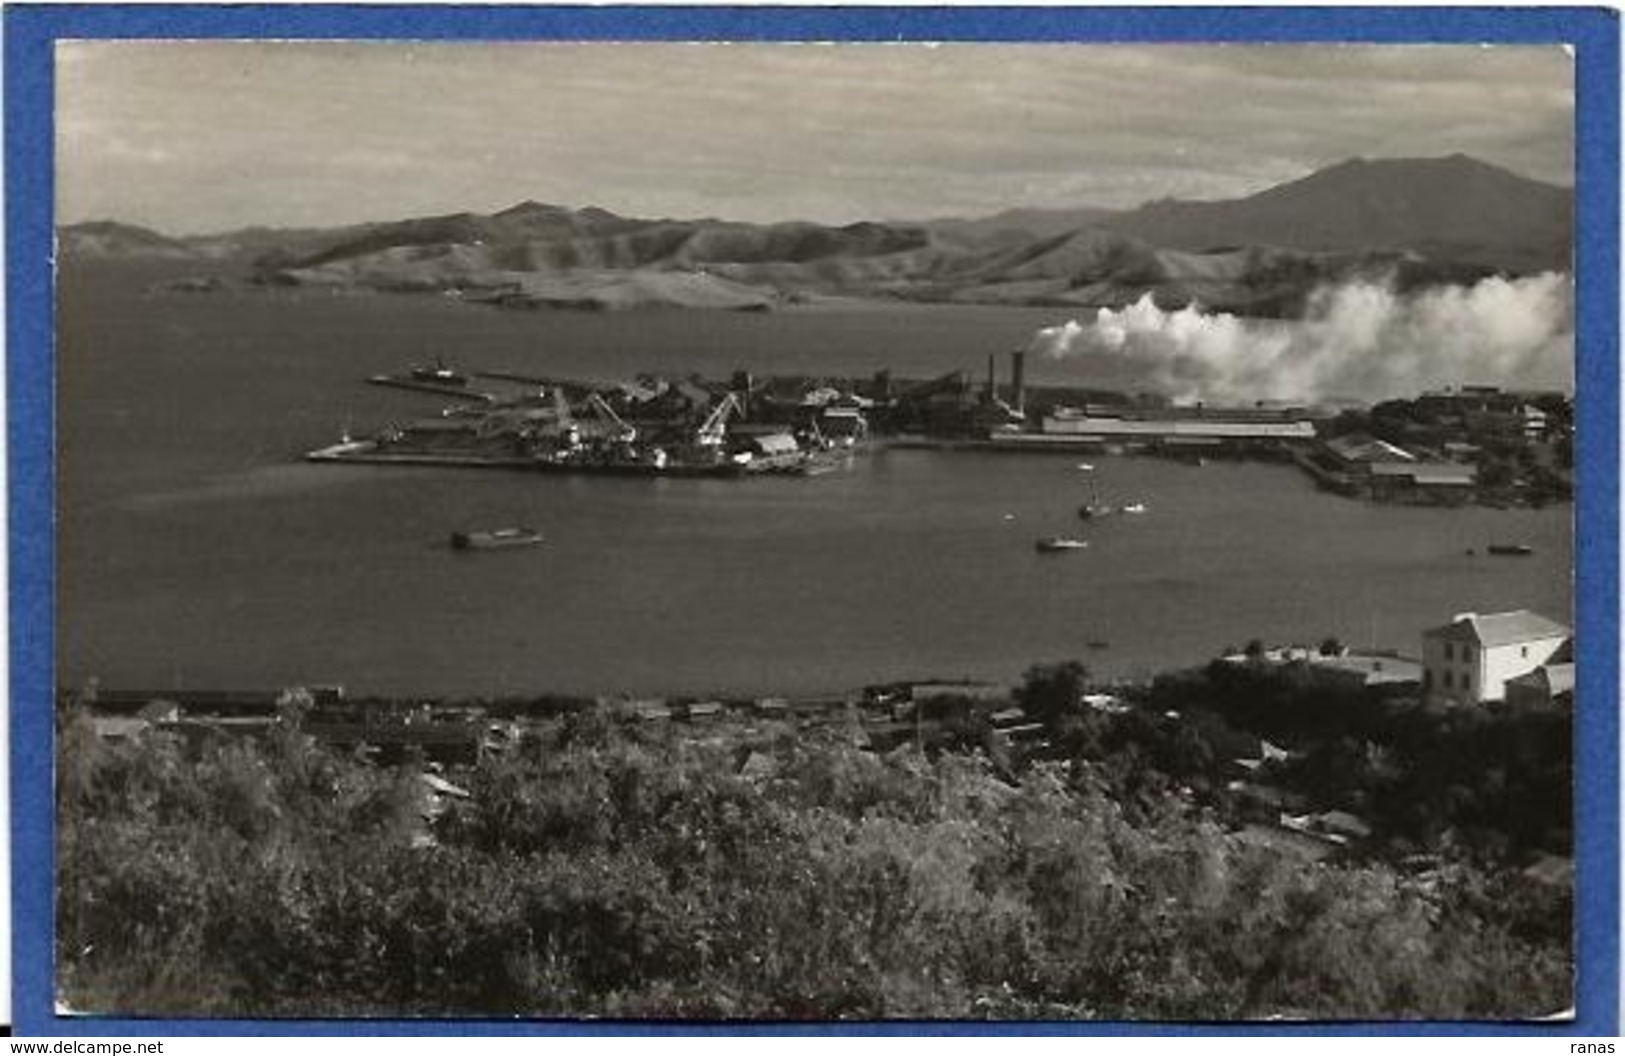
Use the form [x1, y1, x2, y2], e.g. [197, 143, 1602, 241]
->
[872, 369, 892, 401]
[986, 354, 996, 402]
[731, 369, 753, 420]
[1010, 349, 1026, 413]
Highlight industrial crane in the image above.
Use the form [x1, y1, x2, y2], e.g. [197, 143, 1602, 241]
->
[695, 392, 743, 447]
[584, 392, 637, 444]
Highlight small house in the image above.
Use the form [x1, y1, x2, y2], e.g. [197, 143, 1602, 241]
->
[1421, 610, 1571, 707]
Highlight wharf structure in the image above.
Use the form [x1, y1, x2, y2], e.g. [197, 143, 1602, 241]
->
[310, 368, 867, 477]
[307, 350, 1568, 510]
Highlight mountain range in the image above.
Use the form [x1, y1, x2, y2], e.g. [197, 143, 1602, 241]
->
[60, 154, 1571, 315]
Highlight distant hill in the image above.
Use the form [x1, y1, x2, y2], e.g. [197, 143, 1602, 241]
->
[59, 155, 1571, 312]
[57, 221, 198, 260]
[916, 205, 1124, 249]
[1102, 154, 1571, 271]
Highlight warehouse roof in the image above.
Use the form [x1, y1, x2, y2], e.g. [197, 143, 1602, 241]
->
[1325, 434, 1416, 464]
[1369, 461, 1477, 485]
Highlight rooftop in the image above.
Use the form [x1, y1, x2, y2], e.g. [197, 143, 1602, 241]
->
[1425, 610, 1571, 648]
[1369, 461, 1477, 484]
[1325, 434, 1416, 464]
[1506, 662, 1576, 696]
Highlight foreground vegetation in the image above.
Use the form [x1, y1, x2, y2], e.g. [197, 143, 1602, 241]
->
[58, 669, 1570, 1020]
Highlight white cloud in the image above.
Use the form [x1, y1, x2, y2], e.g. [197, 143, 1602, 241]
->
[55, 41, 1574, 233]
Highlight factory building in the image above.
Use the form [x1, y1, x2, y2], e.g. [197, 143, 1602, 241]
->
[1036, 404, 1317, 442]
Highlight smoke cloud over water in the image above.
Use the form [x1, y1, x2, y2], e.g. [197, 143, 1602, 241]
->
[1032, 273, 1574, 404]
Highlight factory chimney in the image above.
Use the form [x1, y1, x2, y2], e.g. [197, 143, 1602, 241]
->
[1010, 349, 1026, 414]
[731, 369, 754, 421]
[985, 354, 997, 402]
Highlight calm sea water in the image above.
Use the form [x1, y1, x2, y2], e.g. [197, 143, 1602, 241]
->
[56, 264, 1573, 697]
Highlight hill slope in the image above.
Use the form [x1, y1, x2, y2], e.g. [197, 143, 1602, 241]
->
[1105, 155, 1570, 271]
[58, 221, 199, 260]
[60, 155, 1571, 312]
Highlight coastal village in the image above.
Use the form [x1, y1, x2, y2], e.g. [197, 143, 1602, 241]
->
[73, 602, 1574, 871]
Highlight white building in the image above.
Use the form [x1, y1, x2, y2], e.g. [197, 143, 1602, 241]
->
[1421, 610, 1571, 706]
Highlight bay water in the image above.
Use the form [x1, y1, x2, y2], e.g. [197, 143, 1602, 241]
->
[55, 264, 1572, 697]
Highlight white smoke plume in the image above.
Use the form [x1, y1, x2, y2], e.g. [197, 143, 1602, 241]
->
[1025, 319, 1086, 359]
[1035, 272, 1574, 403]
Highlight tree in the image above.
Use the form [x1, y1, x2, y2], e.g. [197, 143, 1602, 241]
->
[1478, 455, 1516, 490]
[1018, 661, 1090, 730]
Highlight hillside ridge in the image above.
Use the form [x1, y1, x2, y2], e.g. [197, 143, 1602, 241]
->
[60, 155, 1571, 313]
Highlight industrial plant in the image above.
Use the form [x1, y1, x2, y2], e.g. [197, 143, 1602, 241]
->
[305, 344, 1570, 514]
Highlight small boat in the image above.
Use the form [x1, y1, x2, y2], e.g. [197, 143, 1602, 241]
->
[1078, 475, 1114, 520]
[1487, 543, 1534, 557]
[1075, 462, 1095, 472]
[411, 357, 469, 387]
[451, 527, 543, 551]
[1120, 502, 1147, 515]
[1035, 536, 1090, 553]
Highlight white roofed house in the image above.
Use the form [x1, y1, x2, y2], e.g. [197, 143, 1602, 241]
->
[1421, 610, 1572, 708]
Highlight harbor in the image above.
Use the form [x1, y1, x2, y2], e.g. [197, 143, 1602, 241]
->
[312, 348, 1572, 513]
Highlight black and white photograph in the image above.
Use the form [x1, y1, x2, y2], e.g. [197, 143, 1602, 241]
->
[52, 39, 1578, 1020]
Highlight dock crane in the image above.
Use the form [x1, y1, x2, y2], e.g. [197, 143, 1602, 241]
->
[695, 392, 743, 447]
[584, 392, 638, 444]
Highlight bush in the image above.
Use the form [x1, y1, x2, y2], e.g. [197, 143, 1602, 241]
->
[57, 706, 1571, 1019]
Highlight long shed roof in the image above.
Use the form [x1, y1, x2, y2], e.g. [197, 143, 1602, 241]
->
[1369, 461, 1476, 484]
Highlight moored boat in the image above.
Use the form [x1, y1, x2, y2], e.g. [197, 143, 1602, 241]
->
[1036, 536, 1090, 553]
[1487, 543, 1534, 556]
[451, 527, 543, 550]
[412, 358, 469, 387]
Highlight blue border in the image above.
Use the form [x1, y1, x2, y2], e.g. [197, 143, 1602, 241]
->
[7, 4, 1619, 1037]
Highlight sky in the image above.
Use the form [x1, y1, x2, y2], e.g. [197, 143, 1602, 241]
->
[56, 42, 1574, 235]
